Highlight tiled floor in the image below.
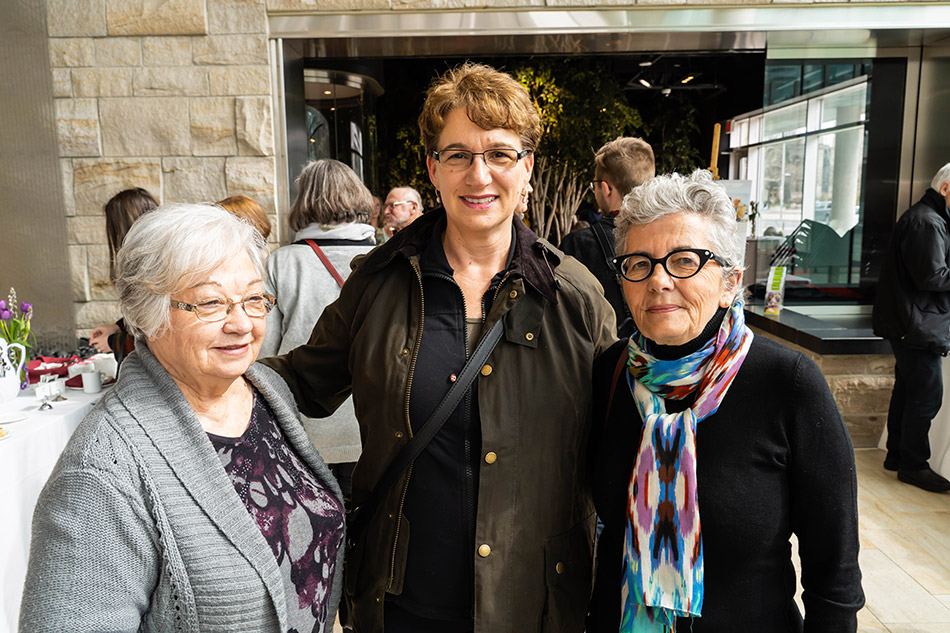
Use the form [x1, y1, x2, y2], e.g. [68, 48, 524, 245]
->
[335, 447, 950, 632]
[853, 448, 950, 632]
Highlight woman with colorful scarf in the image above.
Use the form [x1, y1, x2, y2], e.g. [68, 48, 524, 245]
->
[586, 170, 864, 632]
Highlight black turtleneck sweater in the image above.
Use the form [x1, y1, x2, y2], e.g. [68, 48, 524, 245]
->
[586, 319, 864, 632]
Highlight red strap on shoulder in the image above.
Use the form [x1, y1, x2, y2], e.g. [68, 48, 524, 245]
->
[604, 348, 628, 424]
[304, 239, 345, 287]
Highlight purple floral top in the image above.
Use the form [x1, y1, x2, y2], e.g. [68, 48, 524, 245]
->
[208, 389, 345, 633]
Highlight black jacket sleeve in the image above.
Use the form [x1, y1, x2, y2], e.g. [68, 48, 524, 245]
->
[900, 214, 950, 293]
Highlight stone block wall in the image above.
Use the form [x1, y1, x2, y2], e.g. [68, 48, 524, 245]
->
[49, 0, 276, 337]
[750, 327, 894, 448]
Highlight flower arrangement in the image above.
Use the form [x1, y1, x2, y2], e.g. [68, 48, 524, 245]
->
[0, 287, 35, 386]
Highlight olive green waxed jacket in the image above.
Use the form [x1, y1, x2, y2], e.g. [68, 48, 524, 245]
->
[261, 209, 617, 633]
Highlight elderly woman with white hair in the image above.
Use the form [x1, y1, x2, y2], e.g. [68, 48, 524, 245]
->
[586, 171, 864, 632]
[20, 204, 345, 633]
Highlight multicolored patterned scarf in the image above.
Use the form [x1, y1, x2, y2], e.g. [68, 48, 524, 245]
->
[620, 300, 753, 631]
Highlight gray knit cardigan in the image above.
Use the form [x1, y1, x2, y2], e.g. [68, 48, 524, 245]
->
[19, 344, 345, 633]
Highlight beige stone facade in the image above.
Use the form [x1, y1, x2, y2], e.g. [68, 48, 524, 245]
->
[50, 0, 275, 335]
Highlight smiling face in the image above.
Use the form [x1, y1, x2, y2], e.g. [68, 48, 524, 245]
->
[148, 252, 266, 393]
[621, 212, 737, 346]
[426, 108, 534, 237]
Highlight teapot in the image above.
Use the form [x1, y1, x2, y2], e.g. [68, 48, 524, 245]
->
[0, 338, 26, 403]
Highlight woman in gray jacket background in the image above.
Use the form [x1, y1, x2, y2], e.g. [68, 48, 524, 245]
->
[20, 204, 345, 633]
[260, 158, 377, 501]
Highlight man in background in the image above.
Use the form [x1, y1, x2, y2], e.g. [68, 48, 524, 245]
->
[559, 137, 655, 338]
[873, 162, 950, 493]
[383, 186, 423, 238]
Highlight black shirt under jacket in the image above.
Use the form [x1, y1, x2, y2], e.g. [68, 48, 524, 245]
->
[387, 217, 515, 624]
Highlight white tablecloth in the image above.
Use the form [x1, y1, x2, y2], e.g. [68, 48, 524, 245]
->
[0, 386, 102, 632]
[878, 355, 950, 480]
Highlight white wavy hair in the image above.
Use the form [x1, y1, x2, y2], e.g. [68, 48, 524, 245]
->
[614, 169, 746, 297]
[115, 203, 267, 339]
[932, 163, 950, 191]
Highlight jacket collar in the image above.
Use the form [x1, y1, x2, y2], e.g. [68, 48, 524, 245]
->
[113, 344, 297, 631]
[922, 188, 950, 223]
[357, 208, 561, 303]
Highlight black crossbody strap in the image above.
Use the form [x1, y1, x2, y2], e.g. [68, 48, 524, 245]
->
[348, 317, 505, 542]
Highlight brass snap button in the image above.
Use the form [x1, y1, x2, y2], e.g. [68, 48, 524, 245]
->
[478, 544, 491, 557]
[484, 451, 497, 464]
[525, 332, 534, 341]
[480, 364, 492, 376]
[508, 290, 517, 299]
[556, 562, 565, 574]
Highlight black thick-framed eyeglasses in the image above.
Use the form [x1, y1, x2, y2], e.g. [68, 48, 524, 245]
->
[589, 179, 607, 191]
[172, 293, 276, 322]
[430, 148, 532, 171]
[612, 249, 730, 283]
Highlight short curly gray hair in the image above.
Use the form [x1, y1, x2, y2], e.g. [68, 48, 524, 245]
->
[614, 170, 745, 297]
[115, 203, 267, 339]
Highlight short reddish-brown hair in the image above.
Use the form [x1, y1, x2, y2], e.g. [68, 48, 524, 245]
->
[418, 62, 541, 156]
[217, 194, 271, 239]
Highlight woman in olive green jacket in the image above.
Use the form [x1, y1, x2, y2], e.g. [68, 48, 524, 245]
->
[261, 62, 616, 633]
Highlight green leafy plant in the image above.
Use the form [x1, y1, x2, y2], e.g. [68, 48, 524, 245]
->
[513, 59, 644, 243]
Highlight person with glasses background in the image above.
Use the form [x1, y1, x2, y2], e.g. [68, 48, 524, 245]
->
[559, 137, 655, 338]
[260, 62, 616, 633]
[21, 204, 346, 633]
[382, 186, 424, 239]
[586, 171, 863, 632]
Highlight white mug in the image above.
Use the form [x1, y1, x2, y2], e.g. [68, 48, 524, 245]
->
[81, 371, 102, 394]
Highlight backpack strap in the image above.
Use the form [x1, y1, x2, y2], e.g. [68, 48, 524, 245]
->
[591, 221, 634, 335]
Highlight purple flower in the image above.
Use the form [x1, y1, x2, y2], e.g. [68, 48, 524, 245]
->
[0, 300, 6, 311]
[20, 302, 31, 314]
[0, 309, 12, 321]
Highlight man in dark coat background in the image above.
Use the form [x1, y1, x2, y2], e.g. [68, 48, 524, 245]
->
[559, 137, 655, 338]
[873, 162, 950, 493]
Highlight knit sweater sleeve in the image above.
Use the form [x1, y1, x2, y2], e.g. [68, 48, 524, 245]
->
[20, 459, 159, 632]
[786, 353, 865, 631]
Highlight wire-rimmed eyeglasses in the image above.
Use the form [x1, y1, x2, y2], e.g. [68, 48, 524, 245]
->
[612, 249, 730, 283]
[172, 293, 276, 322]
[430, 148, 532, 171]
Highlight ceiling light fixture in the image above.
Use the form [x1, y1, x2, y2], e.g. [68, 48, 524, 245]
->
[681, 75, 695, 84]
[639, 78, 652, 88]
[323, 89, 332, 95]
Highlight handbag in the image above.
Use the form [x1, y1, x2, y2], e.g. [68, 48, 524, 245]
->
[346, 317, 505, 547]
